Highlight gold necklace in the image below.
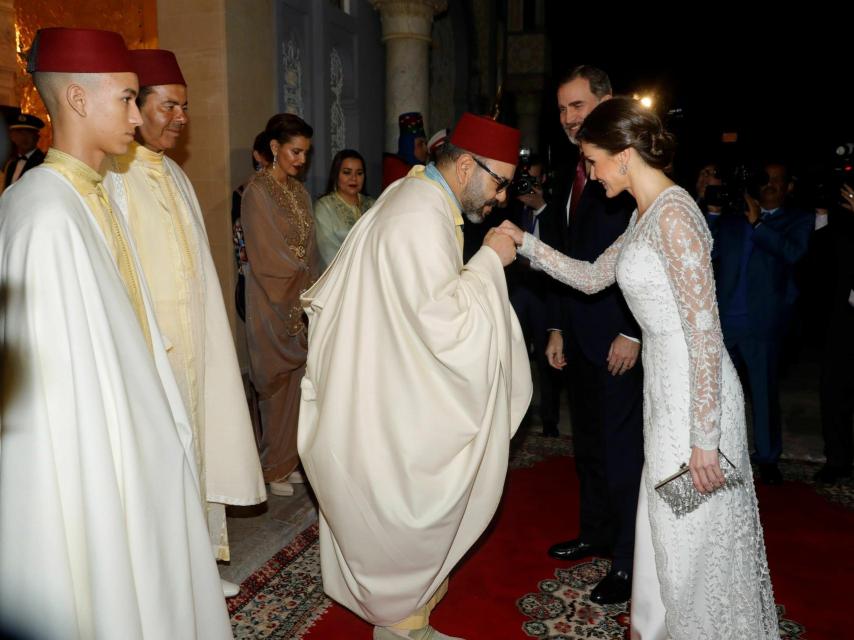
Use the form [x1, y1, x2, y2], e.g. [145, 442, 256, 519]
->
[260, 169, 312, 262]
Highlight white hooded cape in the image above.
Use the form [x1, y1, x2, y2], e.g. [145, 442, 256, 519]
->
[0, 167, 231, 640]
[298, 171, 532, 625]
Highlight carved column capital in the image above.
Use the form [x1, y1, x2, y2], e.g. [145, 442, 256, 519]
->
[370, 0, 446, 43]
[371, 0, 445, 152]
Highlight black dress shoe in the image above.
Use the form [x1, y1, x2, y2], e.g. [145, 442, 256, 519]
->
[758, 463, 782, 485]
[542, 423, 559, 437]
[548, 538, 607, 561]
[590, 569, 631, 605]
[813, 464, 852, 484]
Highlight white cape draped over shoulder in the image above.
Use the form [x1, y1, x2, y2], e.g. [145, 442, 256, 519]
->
[0, 167, 231, 640]
[106, 147, 266, 509]
[298, 172, 532, 626]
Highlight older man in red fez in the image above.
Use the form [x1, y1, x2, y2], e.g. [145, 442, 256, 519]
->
[298, 113, 532, 640]
[0, 28, 231, 639]
[105, 49, 265, 599]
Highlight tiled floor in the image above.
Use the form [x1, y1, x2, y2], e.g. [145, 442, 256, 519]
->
[219, 484, 317, 584]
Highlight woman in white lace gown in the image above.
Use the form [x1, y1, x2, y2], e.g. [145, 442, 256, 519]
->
[498, 98, 778, 639]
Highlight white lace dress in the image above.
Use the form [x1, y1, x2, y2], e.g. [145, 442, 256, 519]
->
[520, 186, 778, 639]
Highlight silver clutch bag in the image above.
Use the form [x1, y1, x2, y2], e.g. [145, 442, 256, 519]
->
[654, 450, 744, 517]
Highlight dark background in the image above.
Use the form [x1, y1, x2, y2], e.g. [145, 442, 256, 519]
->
[540, 8, 852, 193]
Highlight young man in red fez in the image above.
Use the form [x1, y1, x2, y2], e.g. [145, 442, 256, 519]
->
[297, 113, 532, 640]
[104, 49, 265, 599]
[0, 28, 231, 640]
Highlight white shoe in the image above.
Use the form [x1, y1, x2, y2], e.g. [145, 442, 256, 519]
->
[269, 480, 294, 496]
[287, 469, 305, 484]
[221, 579, 240, 598]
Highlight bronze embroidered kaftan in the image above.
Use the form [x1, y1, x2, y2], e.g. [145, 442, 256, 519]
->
[242, 170, 319, 482]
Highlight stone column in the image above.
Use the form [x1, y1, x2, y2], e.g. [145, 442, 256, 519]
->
[0, 0, 16, 106]
[371, 0, 445, 153]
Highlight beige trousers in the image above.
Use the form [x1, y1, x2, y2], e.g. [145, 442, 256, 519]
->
[389, 579, 449, 631]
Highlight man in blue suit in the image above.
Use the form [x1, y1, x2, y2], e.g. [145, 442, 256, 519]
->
[707, 163, 813, 484]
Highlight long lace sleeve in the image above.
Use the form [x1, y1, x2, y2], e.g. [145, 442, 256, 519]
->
[519, 231, 624, 295]
[654, 196, 723, 449]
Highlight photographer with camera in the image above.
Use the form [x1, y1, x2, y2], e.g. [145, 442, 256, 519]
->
[504, 152, 564, 439]
[694, 161, 723, 214]
[705, 162, 813, 485]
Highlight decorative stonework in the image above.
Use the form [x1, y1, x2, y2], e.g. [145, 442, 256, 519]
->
[281, 35, 304, 117]
[371, 0, 446, 37]
[329, 47, 345, 158]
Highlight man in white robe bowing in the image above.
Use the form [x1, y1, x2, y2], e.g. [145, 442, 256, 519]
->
[105, 49, 266, 595]
[0, 28, 231, 640]
[298, 113, 533, 640]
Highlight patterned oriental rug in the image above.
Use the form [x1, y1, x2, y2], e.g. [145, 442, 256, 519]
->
[227, 525, 329, 638]
[229, 429, 853, 639]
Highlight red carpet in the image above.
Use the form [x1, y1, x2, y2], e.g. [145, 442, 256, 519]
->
[305, 456, 576, 638]
[301, 453, 854, 639]
[756, 477, 854, 639]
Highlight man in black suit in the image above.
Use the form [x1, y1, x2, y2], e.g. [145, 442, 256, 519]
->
[3, 113, 46, 190]
[535, 66, 644, 605]
[814, 186, 854, 483]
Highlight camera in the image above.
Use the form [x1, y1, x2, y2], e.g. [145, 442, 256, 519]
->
[704, 164, 769, 213]
[795, 142, 853, 210]
[510, 148, 540, 197]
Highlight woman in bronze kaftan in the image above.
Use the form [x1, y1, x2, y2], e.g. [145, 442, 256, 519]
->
[242, 114, 319, 494]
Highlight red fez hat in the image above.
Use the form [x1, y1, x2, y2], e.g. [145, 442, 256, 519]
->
[449, 113, 520, 165]
[130, 49, 186, 88]
[27, 28, 132, 74]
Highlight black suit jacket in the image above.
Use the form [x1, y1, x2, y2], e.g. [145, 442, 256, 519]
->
[539, 158, 639, 364]
[3, 148, 46, 189]
[502, 200, 558, 297]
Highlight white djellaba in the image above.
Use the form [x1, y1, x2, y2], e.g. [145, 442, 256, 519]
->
[0, 164, 232, 640]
